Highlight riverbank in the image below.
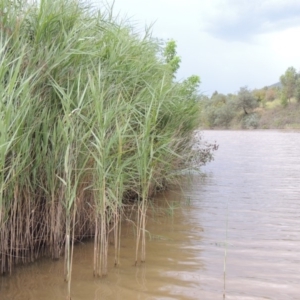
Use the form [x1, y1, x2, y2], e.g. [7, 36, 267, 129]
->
[201, 100, 300, 130]
[257, 102, 300, 129]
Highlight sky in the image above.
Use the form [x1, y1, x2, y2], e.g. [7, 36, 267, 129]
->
[95, 0, 300, 96]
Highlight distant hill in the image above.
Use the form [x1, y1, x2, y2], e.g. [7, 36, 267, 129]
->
[268, 82, 282, 89]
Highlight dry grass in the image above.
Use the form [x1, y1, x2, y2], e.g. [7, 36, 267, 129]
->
[258, 102, 300, 129]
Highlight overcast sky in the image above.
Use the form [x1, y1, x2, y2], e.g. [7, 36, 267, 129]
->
[97, 0, 300, 96]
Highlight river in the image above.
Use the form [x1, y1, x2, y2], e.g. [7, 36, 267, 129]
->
[1, 130, 300, 299]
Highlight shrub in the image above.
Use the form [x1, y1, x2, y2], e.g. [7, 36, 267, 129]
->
[242, 113, 259, 129]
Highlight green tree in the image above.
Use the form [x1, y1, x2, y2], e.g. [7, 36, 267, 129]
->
[214, 99, 235, 128]
[252, 88, 266, 104]
[236, 86, 258, 115]
[212, 90, 218, 97]
[200, 93, 234, 128]
[295, 78, 300, 103]
[163, 39, 181, 76]
[280, 66, 298, 104]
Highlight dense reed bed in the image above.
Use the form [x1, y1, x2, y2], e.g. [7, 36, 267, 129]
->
[0, 0, 213, 296]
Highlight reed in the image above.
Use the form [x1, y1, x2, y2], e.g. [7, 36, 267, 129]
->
[0, 0, 208, 297]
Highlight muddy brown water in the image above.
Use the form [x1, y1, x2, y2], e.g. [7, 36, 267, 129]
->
[1, 130, 300, 300]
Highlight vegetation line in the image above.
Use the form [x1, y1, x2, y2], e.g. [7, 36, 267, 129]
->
[200, 66, 300, 130]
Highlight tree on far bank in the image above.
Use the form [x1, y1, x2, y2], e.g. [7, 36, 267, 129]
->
[252, 88, 266, 103]
[252, 88, 267, 107]
[295, 78, 300, 103]
[280, 66, 298, 105]
[236, 86, 258, 115]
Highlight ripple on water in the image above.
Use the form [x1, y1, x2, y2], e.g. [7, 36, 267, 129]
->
[1, 130, 300, 300]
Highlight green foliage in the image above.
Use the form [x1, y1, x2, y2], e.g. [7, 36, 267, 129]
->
[179, 75, 201, 101]
[214, 100, 236, 128]
[163, 39, 181, 76]
[199, 65, 300, 129]
[252, 88, 266, 103]
[252, 87, 278, 108]
[295, 78, 300, 103]
[280, 66, 298, 103]
[199, 87, 264, 129]
[280, 92, 289, 107]
[242, 113, 259, 129]
[200, 93, 235, 128]
[236, 86, 258, 115]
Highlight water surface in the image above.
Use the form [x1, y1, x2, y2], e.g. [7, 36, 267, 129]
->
[1, 130, 299, 299]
